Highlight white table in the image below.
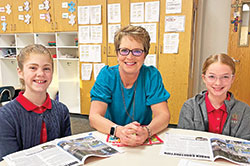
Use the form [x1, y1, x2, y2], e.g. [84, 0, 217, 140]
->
[0, 128, 242, 166]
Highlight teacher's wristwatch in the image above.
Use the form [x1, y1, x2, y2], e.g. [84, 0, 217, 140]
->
[110, 125, 118, 137]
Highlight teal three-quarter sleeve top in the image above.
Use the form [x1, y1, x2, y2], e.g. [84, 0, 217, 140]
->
[90, 65, 170, 126]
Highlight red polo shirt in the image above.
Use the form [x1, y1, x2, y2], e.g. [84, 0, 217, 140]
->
[16, 91, 52, 143]
[205, 92, 230, 134]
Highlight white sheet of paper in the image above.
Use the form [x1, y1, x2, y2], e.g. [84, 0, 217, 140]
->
[81, 63, 92, 80]
[62, 2, 68, 8]
[94, 63, 105, 80]
[166, 0, 182, 14]
[178, 159, 209, 166]
[145, 1, 160, 22]
[163, 33, 179, 54]
[62, 13, 69, 19]
[160, 133, 212, 160]
[0, 7, 5, 13]
[130, 2, 144, 23]
[144, 54, 156, 67]
[18, 15, 24, 21]
[165, 15, 185, 32]
[78, 6, 89, 24]
[40, 14, 46, 20]
[80, 45, 101, 62]
[1, 16, 6, 21]
[78, 26, 90, 43]
[90, 5, 102, 24]
[108, 3, 121, 23]
[18, 6, 24, 12]
[39, 4, 44, 10]
[108, 24, 120, 43]
[132, 23, 157, 43]
[90, 25, 102, 43]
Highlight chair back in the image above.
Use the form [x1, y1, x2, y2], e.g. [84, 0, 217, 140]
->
[0, 86, 15, 103]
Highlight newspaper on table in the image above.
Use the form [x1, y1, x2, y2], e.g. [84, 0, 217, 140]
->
[160, 132, 250, 165]
[3, 134, 121, 166]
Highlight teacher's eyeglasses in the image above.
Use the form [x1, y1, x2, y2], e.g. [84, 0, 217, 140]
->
[118, 48, 144, 57]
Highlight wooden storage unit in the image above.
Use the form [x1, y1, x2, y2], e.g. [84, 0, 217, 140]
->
[56, 32, 80, 114]
[0, 32, 80, 114]
[78, 0, 107, 114]
[33, 0, 77, 32]
[0, 0, 15, 33]
[32, 0, 56, 32]
[107, 0, 130, 58]
[158, 0, 195, 124]
[54, 0, 78, 32]
[13, 0, 34, 33]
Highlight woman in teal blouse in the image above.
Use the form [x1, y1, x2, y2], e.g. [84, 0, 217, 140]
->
[89, 25, 170, 147]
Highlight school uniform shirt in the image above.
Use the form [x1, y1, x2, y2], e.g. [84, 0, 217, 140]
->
[205, 92, 230, 134]
[0, 93, 71, 161]
[90, 65, 170, 126]
[16, 91, 51, 143]
[177, 91, 250, 140]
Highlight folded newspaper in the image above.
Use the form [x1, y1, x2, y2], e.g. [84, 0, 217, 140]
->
[3, 134, 120, 166]
[160, 133, 250, 165]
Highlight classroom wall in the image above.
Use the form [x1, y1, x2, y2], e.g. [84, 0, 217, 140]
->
[193, 0, 231, 95]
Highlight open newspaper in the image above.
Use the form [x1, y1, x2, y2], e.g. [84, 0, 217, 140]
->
[3, 134, 120, 166]
[160, 133, 250, 165]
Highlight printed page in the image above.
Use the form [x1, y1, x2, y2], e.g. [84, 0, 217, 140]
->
[78, 26, 90, 43]
[108, 3, 121, 23]
[144, 54, 156, 67]
[166, 0, 182, 14]
[211, 138, 250, 165]
[108, 24, 121, 43]
[132, 23, 157, 43]
[163, 33, 179, 54]
[78, 6, 90, 24]
[145, 1, 160, 22]
[57, 135, 120, 164]
[90, 25, 103, 43]
[79, 45, 101, 62]
[130, 2, 144, 23]
[160, 133, 213, 161]
[3, 142, 79, 166]
[81, 63, 92, 80]
[90, 5, 102, 24]
[94, 63, 105, 80]
[165, 15, 185, 32]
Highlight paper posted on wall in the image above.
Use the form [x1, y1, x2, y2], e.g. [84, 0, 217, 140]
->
[3, 134, 121, 166]
[160, 132, 250, 165]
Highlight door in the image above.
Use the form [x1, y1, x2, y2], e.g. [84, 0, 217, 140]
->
[158, 0, 196, 124]
[0, 0, 14, 33]
[33, 0, 56, 32]
[54, 0, 78, 32]
[228, 0, 250, 105]
[78, 0, 107, 114]
[13, 0, 33, 33]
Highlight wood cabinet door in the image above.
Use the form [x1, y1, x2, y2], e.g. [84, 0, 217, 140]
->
[227, 0, 250, 105]
[78, 0, 107, 114]
[0, 0, 14, 33]
[54, 0, 77, 32]
[158, 0, 195, 124]
[107, 0, 130, 57]
[130, 0, 160, 57]
[32, 0, 56, 32]
[12, 0, 33, 33]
